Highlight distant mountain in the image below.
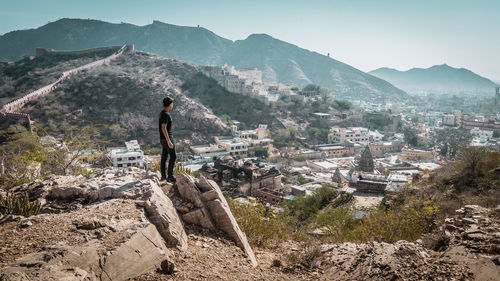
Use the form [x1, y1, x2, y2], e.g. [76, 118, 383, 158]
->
[0, 18, 406, 100]
[369, 64, 498, 95]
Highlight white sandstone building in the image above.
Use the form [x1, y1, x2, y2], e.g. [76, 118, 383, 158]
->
[108, 140, 144, 168]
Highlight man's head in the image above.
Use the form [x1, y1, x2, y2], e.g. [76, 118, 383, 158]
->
[163, 96, 174, 111]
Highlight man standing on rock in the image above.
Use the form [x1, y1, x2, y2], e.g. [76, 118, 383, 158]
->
[159, 96, 177, 183]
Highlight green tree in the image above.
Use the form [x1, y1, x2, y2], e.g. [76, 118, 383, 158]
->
[429, 128, 471, 158]
[332, 99, 352, 112]
[281, 186, 337, 225]
[456, 145, 487, 184]
[403, 127, 419, 147]
[254, 147, 268, 158]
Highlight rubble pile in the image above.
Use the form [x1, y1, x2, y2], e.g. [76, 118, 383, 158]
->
[320, 241, 473, 281]
[443, 204, 500, 255]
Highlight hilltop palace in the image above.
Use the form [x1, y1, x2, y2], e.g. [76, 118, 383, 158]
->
[201, 65, 304, 105]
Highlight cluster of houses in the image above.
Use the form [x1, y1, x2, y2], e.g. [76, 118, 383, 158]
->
[64, 119, 449, 215]
[189, 124, 273, 162]
[201, 65, 304, 105]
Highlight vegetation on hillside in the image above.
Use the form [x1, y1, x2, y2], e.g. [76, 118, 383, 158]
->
[0, 124, 107, 190]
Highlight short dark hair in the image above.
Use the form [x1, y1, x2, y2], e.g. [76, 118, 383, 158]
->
[163, 96, 174, 107]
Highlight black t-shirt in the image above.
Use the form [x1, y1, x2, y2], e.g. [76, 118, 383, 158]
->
[159, 110, 173, 140]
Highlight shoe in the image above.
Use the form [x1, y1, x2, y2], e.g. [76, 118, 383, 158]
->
[166, 176, 176, 183]
[160, 177, 167, 182]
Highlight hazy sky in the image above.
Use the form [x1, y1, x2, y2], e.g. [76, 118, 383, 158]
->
[1, 0, 499, 80]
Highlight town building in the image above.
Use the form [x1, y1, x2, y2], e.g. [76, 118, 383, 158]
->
[215, 136, 248, 158]
[328, 126, 369, 144]
[357, 146, 375, 173]
[368, 142, 405, 157]
[190, 144, 230, 159]
[350, 173, 388, 194]
[234, 124, 273, 156]
[308, 160, 338, 172]
[442, 114, 458, 127]
[461, 116, 500, 131]
[108, 140, 144, 168]
[312, 112, 331, 120]
[201, 65, 297, 105]
[400, 148, 434, 161]
[368, 130, 384, 142]
[200, 157, 290, 205]
[315, 144, 355, 158]
[469, 127, 494, 139]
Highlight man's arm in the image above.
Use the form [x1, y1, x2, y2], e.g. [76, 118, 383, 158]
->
[161, 123, 173, 148]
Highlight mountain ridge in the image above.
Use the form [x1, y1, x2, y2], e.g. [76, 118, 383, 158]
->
[0, 18, 407, 100]
[369, 64, 498, 95]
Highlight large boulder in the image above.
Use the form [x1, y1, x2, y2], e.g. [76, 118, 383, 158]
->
[100, 224, 174, 281]
[140, 179, 188, 251]
[0, 245, 101, 281]
[174, 174, 258, 267]
[0, 224, 173, 281]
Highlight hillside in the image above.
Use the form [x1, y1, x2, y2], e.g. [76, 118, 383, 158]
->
[1, 49, 289, 148]
[370, 64, 498, 95]
[0, 18, 407, 100]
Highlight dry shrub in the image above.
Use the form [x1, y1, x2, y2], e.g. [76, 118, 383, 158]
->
[350, 202, 438, 243]
[227, 198, 292, 247]
[286, 243, 323, 269]
[422, 231, 450, 251]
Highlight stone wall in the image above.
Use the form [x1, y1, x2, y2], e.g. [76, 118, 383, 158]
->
[35, 44, 134, 57]
[1, 45, 130, 127]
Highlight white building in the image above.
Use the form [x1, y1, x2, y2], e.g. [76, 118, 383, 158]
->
[108, 140, 144, 168]
[190, 144, 230, 159]
[201, 65, 298, 105]
[442, 114, 458, 127]
[238, 68, 263, 84]
[368, 130, 384, 142]
[215, 136, 248, 157]
[470, 127, 493, 139]
[328, 126, 369, 144]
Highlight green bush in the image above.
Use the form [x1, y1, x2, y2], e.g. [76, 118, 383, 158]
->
[227, 198, 291, 247]
[281, 186, 337, 224]
[313, 207, 357, 241]
[350, 202, 438, 243]
[331, 99, 352, 111]
[255, 147, 269, 158]
[0, 192, 41, 217]
[0, 174, 31, 191]
[294, 155, 306, 162]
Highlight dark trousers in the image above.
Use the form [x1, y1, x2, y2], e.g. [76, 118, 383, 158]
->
[160, 138, 176, 179]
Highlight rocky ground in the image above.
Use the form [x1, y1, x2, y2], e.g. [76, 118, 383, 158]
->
[1, 168, 499, 280]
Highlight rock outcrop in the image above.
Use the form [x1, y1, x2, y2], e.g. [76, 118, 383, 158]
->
[173, 174, 257, 266]
[320, 241, 472, 280]
[0, 167, 257, 280]
[2, 168, 498, 280]
[443, 204, 500, 255]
